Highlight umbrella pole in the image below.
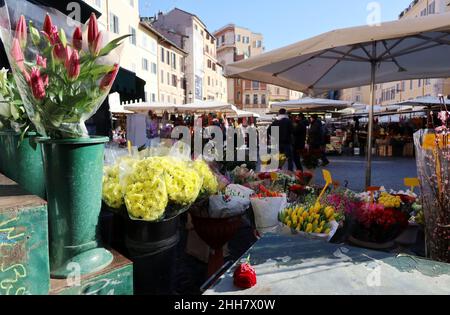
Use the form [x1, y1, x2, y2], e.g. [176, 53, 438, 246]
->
[365, 60, 377, 188]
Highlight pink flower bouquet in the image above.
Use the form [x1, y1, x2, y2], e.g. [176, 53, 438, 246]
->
[0, 0, 128, 138]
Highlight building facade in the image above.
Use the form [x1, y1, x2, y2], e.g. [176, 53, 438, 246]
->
[83, 0, 189, 104]
[150, 8, 228, 103]
[138, 22, 189, 105]
[214, 24, 302, 112]
[84, 0, 158, 102]
[340, 86, 371, 104]
[340, 0, 450, 105]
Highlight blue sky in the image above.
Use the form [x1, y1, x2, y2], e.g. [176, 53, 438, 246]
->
[139, 0, 413, 51]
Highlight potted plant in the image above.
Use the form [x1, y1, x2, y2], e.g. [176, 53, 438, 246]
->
[0, 68, 45, 198]
[0, 0, 128, 278]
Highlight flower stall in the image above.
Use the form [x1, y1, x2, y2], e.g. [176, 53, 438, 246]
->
[0, 0, 447, 299]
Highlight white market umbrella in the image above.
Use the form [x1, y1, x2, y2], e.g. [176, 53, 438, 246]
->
[270, 97, 351, 113]
[226, 12, 450, 187]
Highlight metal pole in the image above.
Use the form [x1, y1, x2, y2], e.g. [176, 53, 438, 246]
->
[366, 60, 377, 188]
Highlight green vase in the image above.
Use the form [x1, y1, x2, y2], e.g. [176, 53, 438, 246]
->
[0, 130, 19, 180]
[39, 136, 113, 279]
[0, 131, 4, 174]
[0, 131, 46, 199]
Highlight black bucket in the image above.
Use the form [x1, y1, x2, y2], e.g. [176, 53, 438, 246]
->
[99, 205, 128, 255]
[125, 215, 180, 295]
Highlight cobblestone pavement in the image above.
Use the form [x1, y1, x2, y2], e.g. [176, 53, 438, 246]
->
[311, 156, 417, 192]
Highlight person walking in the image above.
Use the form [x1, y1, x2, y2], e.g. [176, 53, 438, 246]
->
[308, 114, 329, 166]
[293, 113, 308, 171]
[270, 109, 294, 171]
[146, 110, 160, 148]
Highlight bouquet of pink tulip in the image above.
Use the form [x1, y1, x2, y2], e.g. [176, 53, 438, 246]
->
[0, 0, 128, 138]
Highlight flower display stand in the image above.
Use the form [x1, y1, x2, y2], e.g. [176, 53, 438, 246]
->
[0, 173, 50, 295]
[49, 250, 133, 295]
[0, 172, 134, 295]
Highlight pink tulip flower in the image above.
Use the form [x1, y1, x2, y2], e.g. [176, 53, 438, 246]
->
[43, 14, 53, 37]
[29, 67, 46, 100]
[72, 26, 83, 51]
[66, 49, 80, 80]
[15, 15, 27, 49]
[36, 55, 47, 68]
[100, 64, 119, 91]
[88, 13, 99, 51]
[91, 31, 102, 56]
[11, 38, 25, 72]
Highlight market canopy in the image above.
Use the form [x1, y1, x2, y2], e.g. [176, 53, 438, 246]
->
[178, 100, 236, 114]
[124, 102, 179, 113]
[396, 105, 426, 113]
[108, 93, 134, 114]
[228, 108, 261, 118]
[393, 95, 448, 107]
[270, 97, 351, 113]
[225, 12, 450, 187]
[338, 103, 368, 115]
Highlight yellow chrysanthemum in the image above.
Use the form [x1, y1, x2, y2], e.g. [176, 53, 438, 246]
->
[124, 158, 168, 221]
[160, 157, 202, 205]
[102, 164, 123, 209]
[193, 159, 219, 195]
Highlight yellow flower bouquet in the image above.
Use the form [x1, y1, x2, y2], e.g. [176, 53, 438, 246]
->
[102, 156, 138, 210]
[193, 159, 219, 196]
[279, 203, 339, 241]
[102, 154, 203, 222]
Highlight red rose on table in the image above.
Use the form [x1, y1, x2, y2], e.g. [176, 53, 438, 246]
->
[233, 263, 257, 289]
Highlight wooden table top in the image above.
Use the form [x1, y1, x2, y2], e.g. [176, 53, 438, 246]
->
[0, 173, 46, 213]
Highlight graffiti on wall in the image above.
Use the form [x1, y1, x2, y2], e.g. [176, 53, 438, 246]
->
[0, 217, 28, 295]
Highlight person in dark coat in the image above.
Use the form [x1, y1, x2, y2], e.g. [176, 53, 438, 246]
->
[270, 109, 294, 171]
[293, 113, 308, 171]
[308, 114, 330, 166]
